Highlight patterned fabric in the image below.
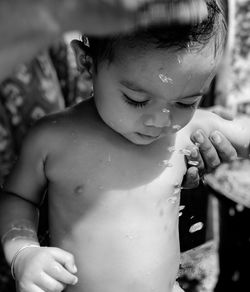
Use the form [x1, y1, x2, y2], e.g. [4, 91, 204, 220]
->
[0, 33, 93, 292]
[0, 99, 14, 186]
[0, 33, 92, 185]
[227, 0, 250, 114]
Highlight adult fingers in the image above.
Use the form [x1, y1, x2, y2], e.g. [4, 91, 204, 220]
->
[137, 0, 208, 26]
[182, 166, 200, 189]
[209, 131, 238, 162]
[191, 129, 221, 171]
[185, 145, 205, 171]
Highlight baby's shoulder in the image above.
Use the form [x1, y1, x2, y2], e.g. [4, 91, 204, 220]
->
[22, 106, 79, 153]
[25, 100, 97, 151]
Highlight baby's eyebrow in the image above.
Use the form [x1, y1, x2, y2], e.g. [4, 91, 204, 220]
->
[120, 80, 148, 93]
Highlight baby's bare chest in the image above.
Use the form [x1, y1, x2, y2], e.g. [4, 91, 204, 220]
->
[46, 137, 186, 200]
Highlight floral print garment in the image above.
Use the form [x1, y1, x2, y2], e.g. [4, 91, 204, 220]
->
[0, 32, 92, 184]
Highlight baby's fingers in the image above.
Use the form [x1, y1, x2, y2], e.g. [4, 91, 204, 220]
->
[45, 263, 78, 286]
[51, 248, 77, 274]
[36, 272, 66, 292]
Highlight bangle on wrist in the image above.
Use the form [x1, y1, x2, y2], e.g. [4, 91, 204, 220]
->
[1, 227, 38, 244]
[11, 244, 40, 280]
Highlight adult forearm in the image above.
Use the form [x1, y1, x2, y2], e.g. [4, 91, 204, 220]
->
[0, 0, 208, 80]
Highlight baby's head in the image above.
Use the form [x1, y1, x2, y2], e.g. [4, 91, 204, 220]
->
[72, 0, 227, 145]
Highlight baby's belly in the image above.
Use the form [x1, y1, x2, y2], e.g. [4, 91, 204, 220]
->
[51, 201, 180, 292]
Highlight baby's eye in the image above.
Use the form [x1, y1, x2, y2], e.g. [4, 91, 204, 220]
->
[123, 93, 149, 108]
[176, 100, 199, 109]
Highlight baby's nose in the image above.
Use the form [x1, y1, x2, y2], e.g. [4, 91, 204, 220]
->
[144, 108, 172, 128]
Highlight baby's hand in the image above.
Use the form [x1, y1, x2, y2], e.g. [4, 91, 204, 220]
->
[14, 246, 78, 292]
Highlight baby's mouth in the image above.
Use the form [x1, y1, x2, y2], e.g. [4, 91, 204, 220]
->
[137, 132, 161, 139]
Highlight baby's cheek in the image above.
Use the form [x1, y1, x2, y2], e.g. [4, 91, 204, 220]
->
[172, 109, 195, 130]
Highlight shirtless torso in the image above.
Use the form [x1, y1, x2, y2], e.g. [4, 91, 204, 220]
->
[20, 99, 187, 292]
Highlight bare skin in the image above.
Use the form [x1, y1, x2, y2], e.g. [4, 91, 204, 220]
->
[1, 99, 249, 292]
[1, 23, 249, 292]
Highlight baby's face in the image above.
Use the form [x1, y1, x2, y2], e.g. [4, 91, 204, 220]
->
[93, 41, 221, 145]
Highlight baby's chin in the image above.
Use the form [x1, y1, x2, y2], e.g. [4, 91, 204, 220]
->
[121, 132, 164, 146]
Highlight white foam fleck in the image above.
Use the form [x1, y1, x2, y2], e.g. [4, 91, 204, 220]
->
[159, 74, 173, 84]
[159, 160, 173, 167]
[189, 222, 204, 233]
[168, 196, 178, 204]
[162, 108, 170, 113]
[178, 148, 192, 156]
[173, 188, 180, 195]
[179, 205, 185, 211]
[172, 124, 181, 131]
[188, 160, 199, 166]
[167, 146, 176, 152]
[177, 55, 182, 64]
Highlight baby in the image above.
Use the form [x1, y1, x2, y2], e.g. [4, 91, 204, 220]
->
[0, 1, 249, 292]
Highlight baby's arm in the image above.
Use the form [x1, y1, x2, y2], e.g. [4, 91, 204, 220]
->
[187, 109, 250, 159]
[0, 119, 78, 291]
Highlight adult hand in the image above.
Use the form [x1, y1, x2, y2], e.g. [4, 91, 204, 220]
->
[182, 106, 237, 189]
[60, 0, 208, 35]
[0, 0, 208, 80]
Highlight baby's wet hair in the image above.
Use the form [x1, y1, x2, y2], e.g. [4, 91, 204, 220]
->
[83, 0, 227, 68]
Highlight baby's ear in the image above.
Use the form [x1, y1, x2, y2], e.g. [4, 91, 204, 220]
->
[70, 40, 94, 76]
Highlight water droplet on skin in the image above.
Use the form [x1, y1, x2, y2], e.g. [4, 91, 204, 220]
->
[173, 188, 180, 195]
[172, 124, 181, 131]
[167, 146, 176, 152]
[178, 149, 191, 156]
[188, 160, 199, 166]
[189, 222, 204, 233]
[168, 196, 178, 204]
[162, 108, 170, 113]
[177, 55, 182, 64]
[159, 74, 173, 84]
[163, 160, 173, 167]
[236, 204, 244, 212]
[179, 205, 185, 211]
